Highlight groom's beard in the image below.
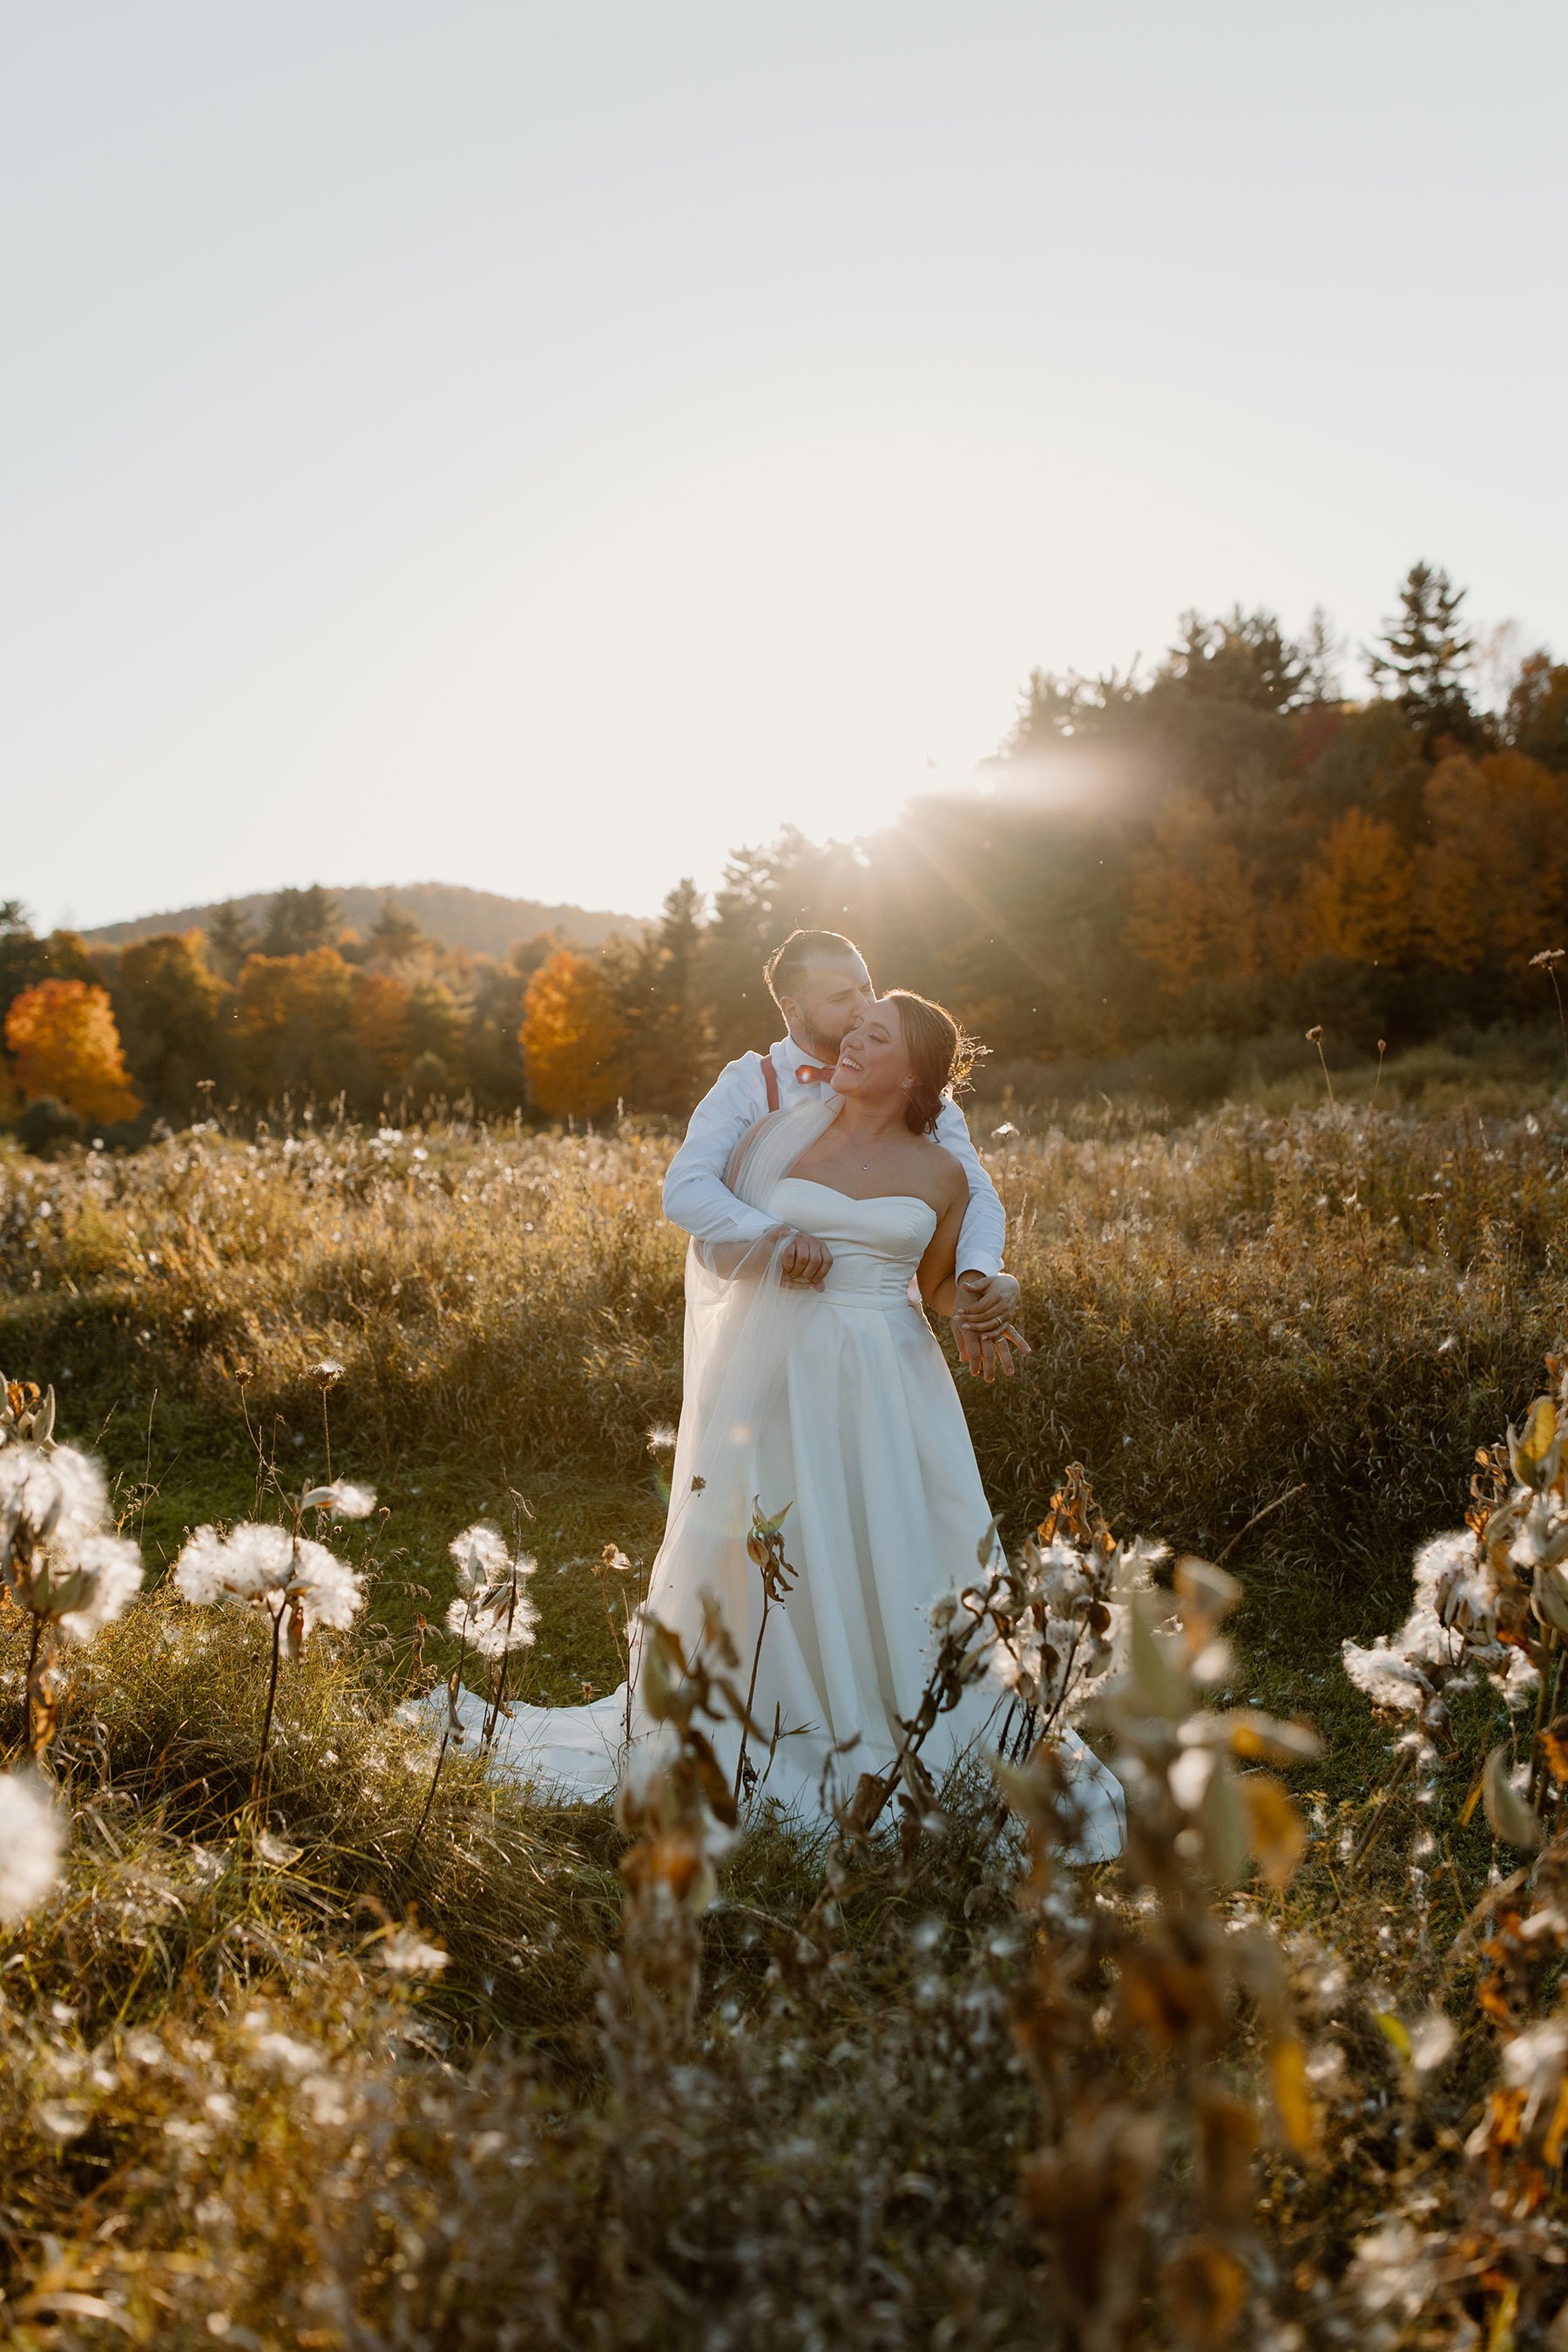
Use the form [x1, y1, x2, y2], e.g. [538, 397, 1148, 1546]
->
[795, 1015, 848, 1064]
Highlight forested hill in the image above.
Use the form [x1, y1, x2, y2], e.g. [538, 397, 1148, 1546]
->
[83, 882, 639, 957]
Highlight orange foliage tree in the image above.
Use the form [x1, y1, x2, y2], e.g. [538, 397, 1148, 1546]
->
[4, 979, 142, 1123]
[348, 971, 415, 1085]
[1125, 809, 1261, 993]
[521, 948, 625, 1118]
[233, 948, 361, 1105]
[1293, 808, 1412, 965]
[1415, 753, 1568, 989]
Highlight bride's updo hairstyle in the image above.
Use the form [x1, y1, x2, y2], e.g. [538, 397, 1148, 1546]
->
[884, 990, 982, 1136]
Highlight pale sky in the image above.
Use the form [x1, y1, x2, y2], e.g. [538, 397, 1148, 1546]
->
[7, 2, 1565, 933]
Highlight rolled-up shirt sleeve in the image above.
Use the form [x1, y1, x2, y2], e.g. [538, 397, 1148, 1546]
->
[934, 1098, 1006, 1279]
[662, 1056, 776, 1247]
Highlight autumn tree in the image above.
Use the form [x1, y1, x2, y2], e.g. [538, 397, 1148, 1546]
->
[1125, 806, 1261, 994]
[112, 932, 229, 1118]
[461, 942, 548, 1112]
[520, 948, 625, 1119]
[0, 908, 98, 1012]
[613, 880, 710, 1112]
[1415, 754, 1568, 1001]
[232, 948, 360, 1105]
[4, 980, 142, 1124]
[1293, 808, 1412, 966]
[348, 971, 414, 1087]
[1506, 655, 1568, 774]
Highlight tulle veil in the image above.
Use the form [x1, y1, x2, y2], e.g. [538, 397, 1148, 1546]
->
[640, 1089, 845, 1665]
[437, 1092, 846, 1784]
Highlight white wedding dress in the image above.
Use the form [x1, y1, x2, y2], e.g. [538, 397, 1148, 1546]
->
[444, 1112, 1125, 1861]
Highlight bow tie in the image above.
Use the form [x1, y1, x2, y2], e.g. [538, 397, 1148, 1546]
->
[795, 1061, 837, 1085]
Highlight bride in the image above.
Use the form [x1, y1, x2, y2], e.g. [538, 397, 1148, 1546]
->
[450, 989, 1124, 1860]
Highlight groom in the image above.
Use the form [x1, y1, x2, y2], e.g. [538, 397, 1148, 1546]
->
[663, 929, 1028, 1380]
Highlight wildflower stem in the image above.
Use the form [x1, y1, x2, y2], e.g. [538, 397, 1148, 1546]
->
[1335, 1741, 1416, 1889]
[409, 1729, 449, 1863]
[251, 1605, 285, 1815]
[1214, 1482, 1307, 1565]
[480, 1579, 520, 1749]
[321, 1382, 333, 1483]
[597, 1574, 627, 1685]
[24, 1615, 43, 1763]
[1528, 1632, 1562, 1808]
[412, 1623, 470, 1858]
[733, 1586, 773, 1804]
[1551, 965, 1568, 1085]
[139, 1384, 157, 1555]
[1307, 1026, 1340, 1126]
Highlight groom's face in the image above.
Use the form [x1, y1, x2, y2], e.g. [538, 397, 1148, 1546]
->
[782, 953, 875, 1059]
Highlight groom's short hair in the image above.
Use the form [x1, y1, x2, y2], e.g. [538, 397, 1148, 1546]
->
[763, 929, 863, 1010]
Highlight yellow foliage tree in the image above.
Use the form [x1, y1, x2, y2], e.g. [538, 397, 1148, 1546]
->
[521, 948, 625, 1118]
[1125, 810, 1260, 992]
[3, 979, 142, 1123]
[1415, 752, 1568, 983]
[233, 948, 360, 1105]
[1294, 808, 1412, 965]
[348, 971, 415, 1085]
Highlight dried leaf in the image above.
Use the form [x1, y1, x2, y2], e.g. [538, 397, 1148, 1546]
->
[1484, 1744, 1543, 1851]
[1540, 1717, 1568, 1784]
[1174, 1555, 1241, 1632]
[1511, 1396, 1558, 1488]
[1226, 1710, 1325, 1766]
[1129, 1593, 1189, 1720]
[1374, 2010, 1412, 2062]
[1536, 1566, 1568, 1637]
[1162, 2237, 1249, 2346]
[1270, 2035, 1317, 2159]
[1195, 2090, 1260, 2228]
[1240, 1774, 1308, 1889]
[1201, 1756, 1248, 1886]
[1460, 1763, 1487, 1828]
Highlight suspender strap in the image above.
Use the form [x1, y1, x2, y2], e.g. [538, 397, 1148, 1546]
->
[758, 1051, 781, 1112]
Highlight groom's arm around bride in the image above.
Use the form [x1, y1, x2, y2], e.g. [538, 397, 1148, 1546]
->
[661, 929, 1028, 1378]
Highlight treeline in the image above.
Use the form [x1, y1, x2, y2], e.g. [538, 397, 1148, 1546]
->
[0, 889, 563, 1146]
[552, 561, 1568, 1113]
[5, 561, 1568, 1139]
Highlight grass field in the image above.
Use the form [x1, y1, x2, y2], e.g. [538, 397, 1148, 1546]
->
[2, 1087, 1567, 2346]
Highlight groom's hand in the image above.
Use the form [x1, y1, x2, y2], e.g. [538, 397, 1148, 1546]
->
[951, 1271, 1030, 1382]
[779, 1229, 833, 1288]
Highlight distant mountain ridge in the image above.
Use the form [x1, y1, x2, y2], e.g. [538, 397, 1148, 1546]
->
[82, 882, 643, 956]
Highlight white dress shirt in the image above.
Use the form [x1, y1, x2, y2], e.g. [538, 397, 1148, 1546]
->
[662, 1033, 1005, 1279]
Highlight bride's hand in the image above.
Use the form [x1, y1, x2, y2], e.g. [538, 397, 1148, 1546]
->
[954, 1269, 1021, 1334]
[951, 1273, 1031, 1382]
[778, 1227, 832, 1289]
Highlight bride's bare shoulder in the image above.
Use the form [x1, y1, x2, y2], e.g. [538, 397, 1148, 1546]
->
[910, 1133, 968, 1207]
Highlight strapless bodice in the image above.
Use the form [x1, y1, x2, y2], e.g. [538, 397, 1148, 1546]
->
[767, 1177, 937, 1308]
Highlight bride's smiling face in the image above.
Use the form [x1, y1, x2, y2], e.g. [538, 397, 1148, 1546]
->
[832, 1003, 914, 1105]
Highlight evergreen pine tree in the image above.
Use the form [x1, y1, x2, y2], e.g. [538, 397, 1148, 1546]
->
[262, 884, 341, 957]
[206, 902, 256, 978]
[1366, 562, 1476, 742]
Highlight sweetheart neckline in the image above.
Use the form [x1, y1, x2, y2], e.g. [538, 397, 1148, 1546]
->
[776, 1176, 939, 1214]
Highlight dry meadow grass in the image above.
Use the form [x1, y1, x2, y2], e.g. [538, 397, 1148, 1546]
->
[2, 1084, 1568, 2347]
